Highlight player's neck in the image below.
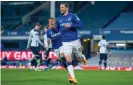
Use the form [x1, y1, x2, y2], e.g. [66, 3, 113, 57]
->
[63, 11, 68, 16]
[34, 28, 37, 31]
[49, 25, 55, 29]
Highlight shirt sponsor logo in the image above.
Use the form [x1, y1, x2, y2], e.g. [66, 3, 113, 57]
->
[68, 17, 71, 21]
[51, 32, 61, 37]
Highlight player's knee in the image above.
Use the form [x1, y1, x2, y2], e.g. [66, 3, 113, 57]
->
[75, 52, 82, 57]
[104, 61, 107, 63]
[60, 53, 64, 58]
[65, 55, 72, 62]
[66, 62, 72, 66]
[99, 60, 102, 62]
[77, 57, 83, 62]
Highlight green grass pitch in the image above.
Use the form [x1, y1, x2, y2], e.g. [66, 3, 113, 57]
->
[1, 69, 133, 85]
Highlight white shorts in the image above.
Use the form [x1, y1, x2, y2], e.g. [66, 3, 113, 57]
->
[62, 39, 82, 57]
[54, 46, 64, 58]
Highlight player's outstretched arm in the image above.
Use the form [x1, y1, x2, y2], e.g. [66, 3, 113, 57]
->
[36, 34, 45, 48]
[70, 14, 83, 28]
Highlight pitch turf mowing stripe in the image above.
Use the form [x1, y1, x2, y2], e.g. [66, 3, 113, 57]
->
[1, 69, 133, 85]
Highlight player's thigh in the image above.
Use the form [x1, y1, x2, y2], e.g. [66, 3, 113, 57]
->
[34, 47, 40, 59]
[59, 46, 64, 57]
[30, 47, 40, 55]
[62, 42, 73, 61]
[30, 47, 36, 55]
[72, 40, 82, 57]
[62, 42, 73, 56]
[103, 54, 107, 61]
[35, 47, 40, 55]
[59, 46, 64, 54]
[54, 49, 60, 58]
[100, 54, 104, 61]
[45, 48, 52, 57]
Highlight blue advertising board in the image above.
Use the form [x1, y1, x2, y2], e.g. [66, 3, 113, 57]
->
[78, 29, 133, 40]
[2, 29, 133, 40]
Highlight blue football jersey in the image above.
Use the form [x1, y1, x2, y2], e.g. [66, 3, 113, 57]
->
[56, 13, 82, 42]
[46, 28, 62, 49]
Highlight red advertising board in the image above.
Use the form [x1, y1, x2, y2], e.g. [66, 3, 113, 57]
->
[1, 66, 133, 71]
[0, 51, 44, 60]
[0, 51, 57, 60]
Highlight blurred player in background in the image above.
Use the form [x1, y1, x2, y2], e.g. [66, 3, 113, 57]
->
[55, 2, 87, 84]
[43, 26, 52, 67]
[45, 18, 67, 70]
[98, 35, 111, 70]
[43, 26, 49, 51]
[26, 23, 45, 71]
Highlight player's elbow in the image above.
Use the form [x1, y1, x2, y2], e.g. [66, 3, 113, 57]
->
[76, 21, 83, 28]
[72, 22, 83, 28]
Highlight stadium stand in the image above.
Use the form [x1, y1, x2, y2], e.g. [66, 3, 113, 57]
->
[106, 12, 133, 29]
[87, 50, 133, 67]
[77, 1, 130, 29]
[1, 1, 47, 31]
[1, 1, 133, 68]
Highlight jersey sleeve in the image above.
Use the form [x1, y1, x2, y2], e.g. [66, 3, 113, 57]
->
[44, 34, 48, 48]
[46, 31, 51, 39]
[70, 14, 83, 28]
[98, 41, 101, 47]
[35, 32, 44, 47]
[55, 19, 60, 31]
[27, 32, 32, 48]
[106, 41, 109, 46]
[46, 31, 52, 48]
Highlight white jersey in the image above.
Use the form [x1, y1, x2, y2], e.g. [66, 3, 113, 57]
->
[98, 39, 109, 53]
[43, 34, 48, 48]
[27, 29, 44, 48]
[43, 33, 52, 48]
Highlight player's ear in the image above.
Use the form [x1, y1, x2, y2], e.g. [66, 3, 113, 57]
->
[66, 7, 69, 11]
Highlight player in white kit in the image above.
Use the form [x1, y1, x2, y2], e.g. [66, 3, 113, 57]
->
[98, 35, 111, 70]
[26, 23, 45, 71]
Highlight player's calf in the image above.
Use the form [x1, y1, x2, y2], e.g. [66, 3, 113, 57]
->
[60, 57, 67, 69]
[104, 61, 107, 68]
[77, 55, 87, 65]
[27, 57, 35, 70]
[34, 55, 42, 71]
[65, 55, 77, 84]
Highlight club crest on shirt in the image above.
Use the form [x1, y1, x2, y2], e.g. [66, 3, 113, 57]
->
[68, 17, 71, 21]
[59, 20, 62, 23]
[50, 32, 53, 35]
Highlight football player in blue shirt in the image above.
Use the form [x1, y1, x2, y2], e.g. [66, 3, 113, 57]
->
[45, 18, 67, 70]
[55, 2, 87, 84]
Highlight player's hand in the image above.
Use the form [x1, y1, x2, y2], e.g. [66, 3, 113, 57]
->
[49, 25, 54, 28]
[26, 48, 29, 51]
[64, 24, 71, 28]
[46, 47, 49, 51]
[97, 52, 100, 55]
[44, 27, 47, 32]
[108, 52, 111, 57]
